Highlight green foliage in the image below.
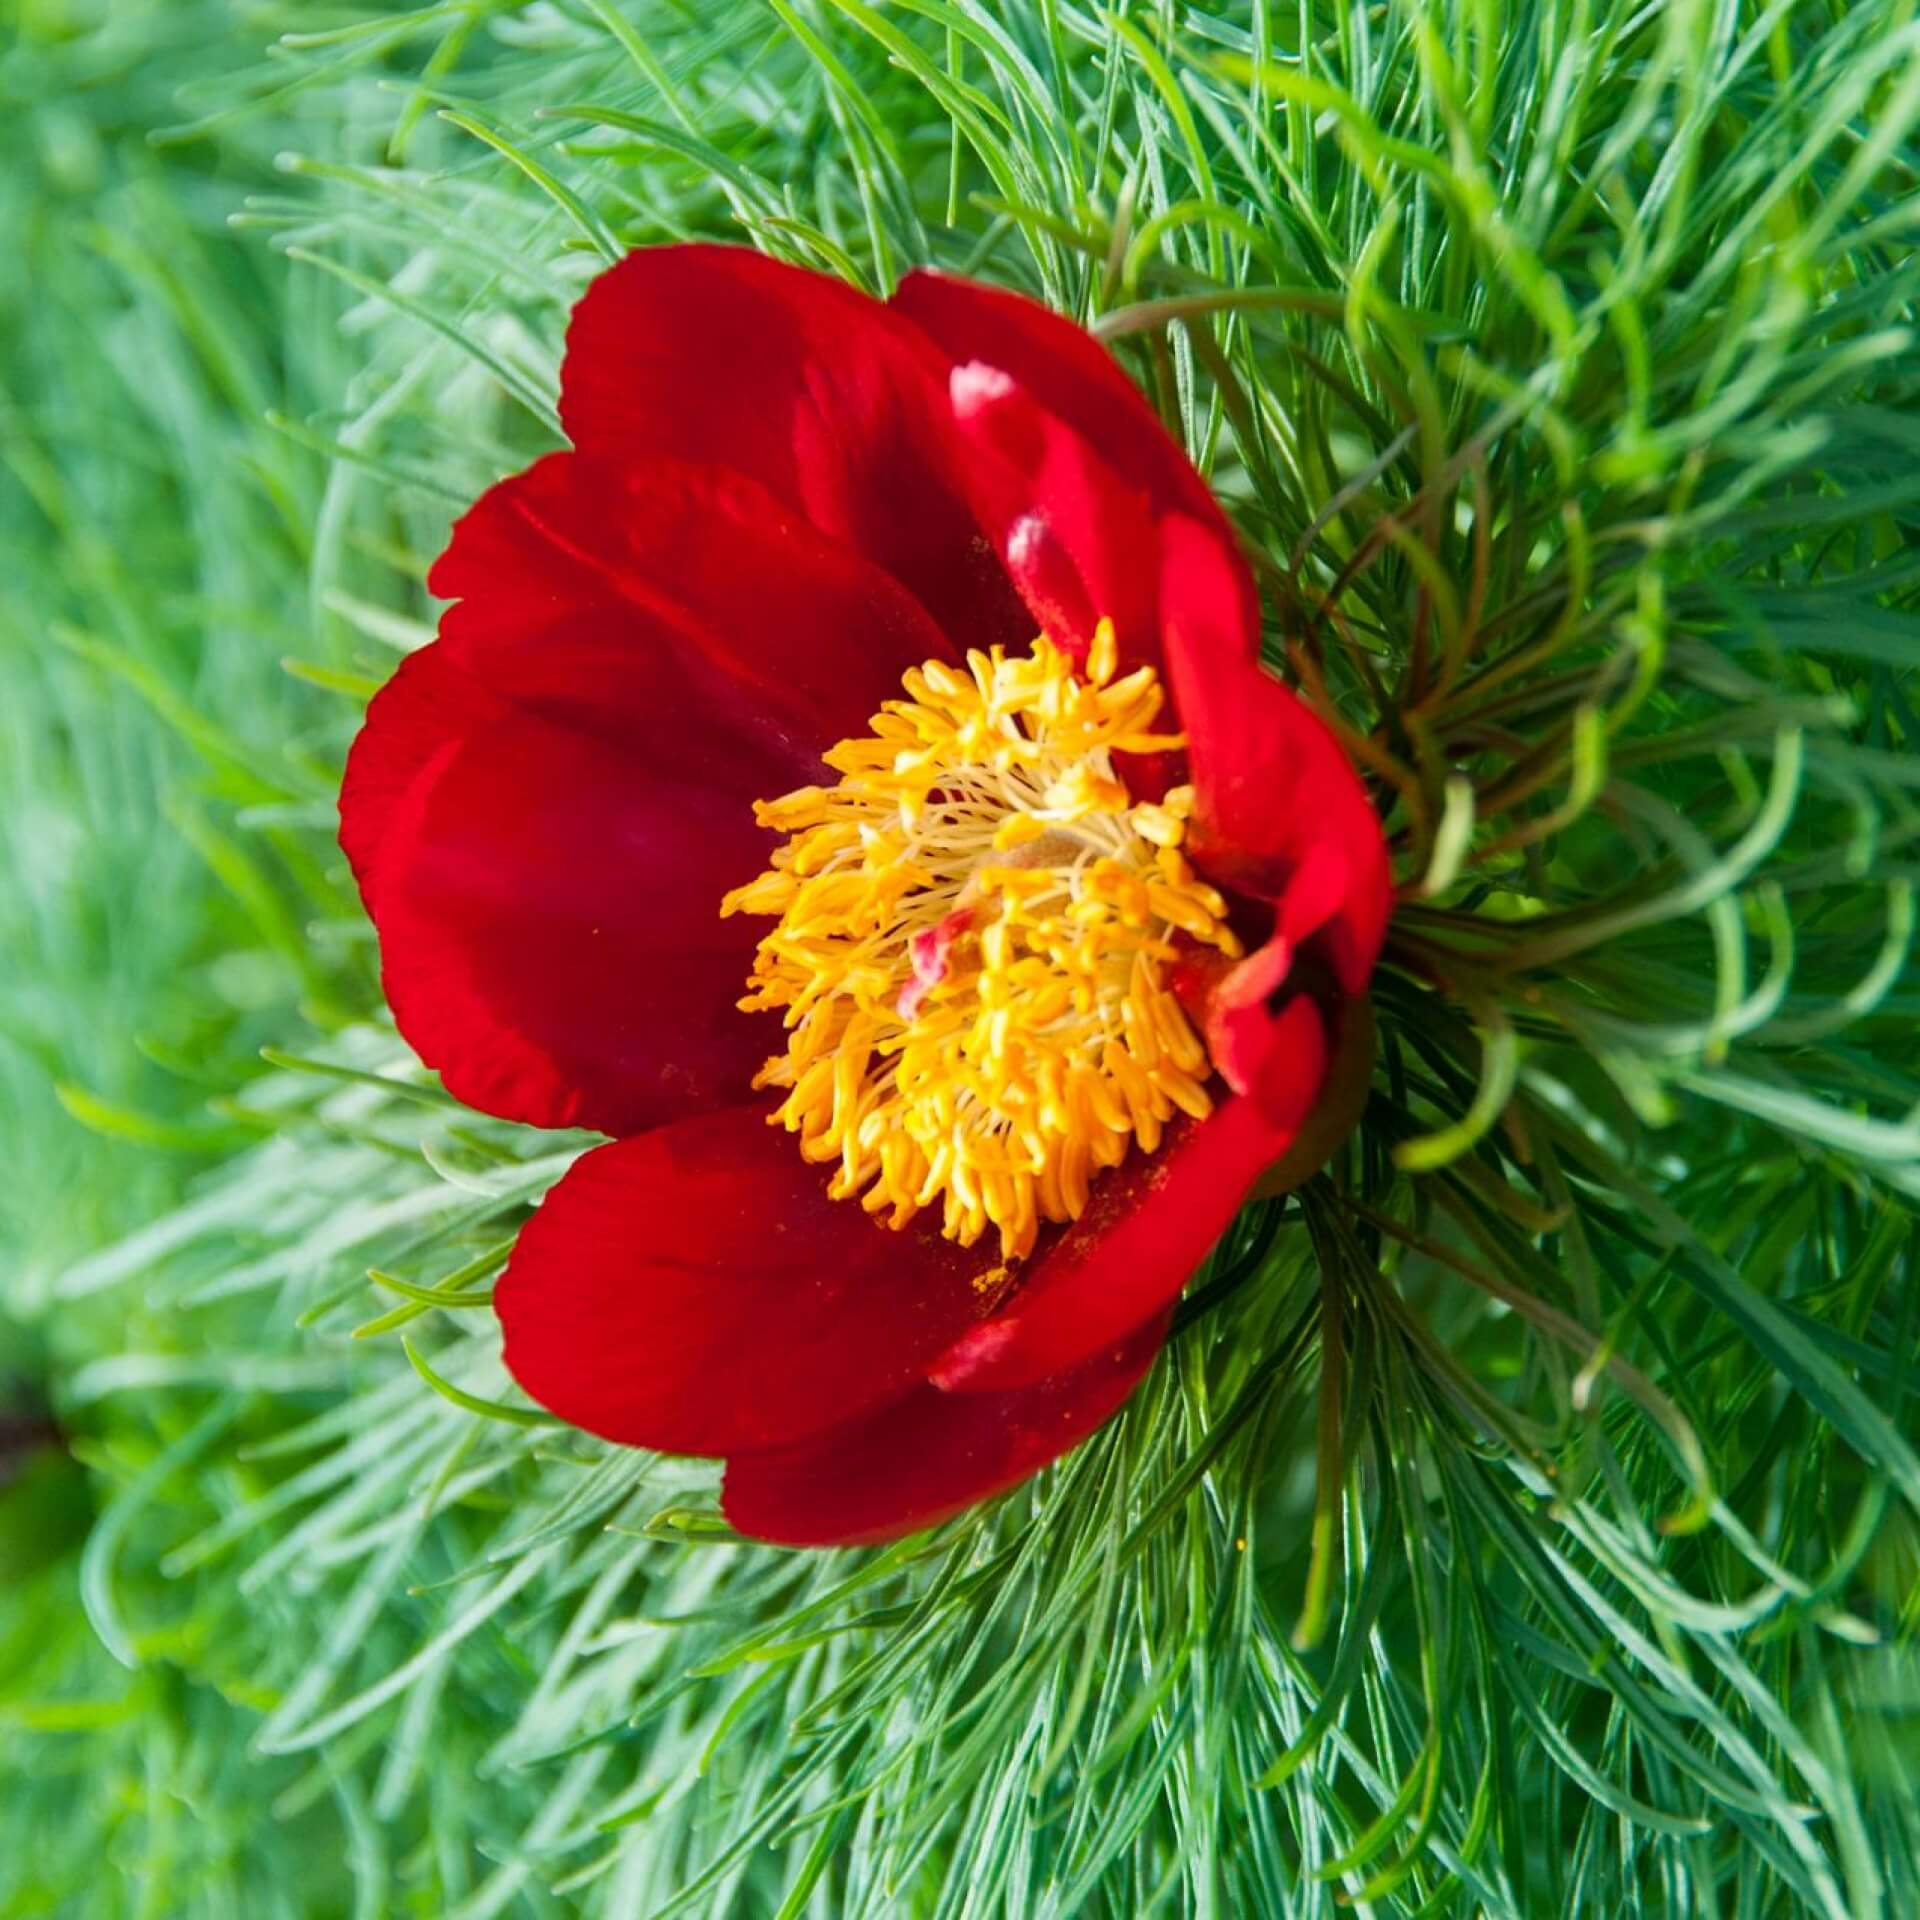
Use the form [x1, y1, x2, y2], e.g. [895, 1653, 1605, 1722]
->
[4, 0, 1918, 1915]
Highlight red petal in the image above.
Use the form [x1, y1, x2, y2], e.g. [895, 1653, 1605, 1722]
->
[929, 1003, 1326, 1395]
[721, 1307, 1172, 1547]
[425, 451, 956, 761]
[897, 272, 1261, 679]
[495, 1110, 998, 1455]
[558, 246, 1029, 653]
[1160, 513, 1393, 992]
[941, 360, 1158, 667]
[1169, 937, 1293, 1102]
[343, 454, 962, 1134]
[343, 621, 790, 1134]
[1167, 955, 1341, 1132]
[892, 271, 1244, 575]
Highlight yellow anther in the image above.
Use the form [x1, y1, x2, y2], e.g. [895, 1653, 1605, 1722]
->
[1086, 617, 1119, 687]
[723, 632, 1235, 1263]
[992, 812, 1049, 851]
[1041, 762, 1128, 818]
[1153, 1063, 1215, 1122]
[754, 787, 832, 831]
[1129, 802, 1186, 848]
[719, 871, 798, 918]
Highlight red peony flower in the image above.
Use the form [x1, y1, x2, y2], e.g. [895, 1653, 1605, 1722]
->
[339, 246, 1392, 1547]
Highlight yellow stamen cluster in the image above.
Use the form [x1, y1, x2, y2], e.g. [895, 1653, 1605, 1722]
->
[720, 623, 1241, 1262]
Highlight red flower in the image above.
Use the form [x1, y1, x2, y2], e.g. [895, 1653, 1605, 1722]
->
[340, 247, 1391, 1547]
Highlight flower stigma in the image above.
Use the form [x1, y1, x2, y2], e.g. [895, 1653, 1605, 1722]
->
[720, 623, 1240, 1263]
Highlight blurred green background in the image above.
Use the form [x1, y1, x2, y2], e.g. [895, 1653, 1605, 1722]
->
[1, 2, 381, 1905]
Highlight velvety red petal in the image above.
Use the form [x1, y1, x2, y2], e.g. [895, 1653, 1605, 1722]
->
[1166, 954, 1341, 1133]
[425, 451, 957, 763]
[720, 1306, 1173, 1547]
[1160, 513, 1393, 992]
[929, 999, 1327, 1396]
[343, 620, 792, 1134]
[941, 361, 1159, 667]
[892, 270, 1246, 582]
[898, 271, 1261, 679]
[342, 452, 969, 1134]
[1169, 938, 1293, 1103]
[557, 246, 1030, 653]
[495, 1110, 999, 1456]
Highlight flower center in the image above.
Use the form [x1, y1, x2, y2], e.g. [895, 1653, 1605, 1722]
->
[720, 623, 1242, 1262]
